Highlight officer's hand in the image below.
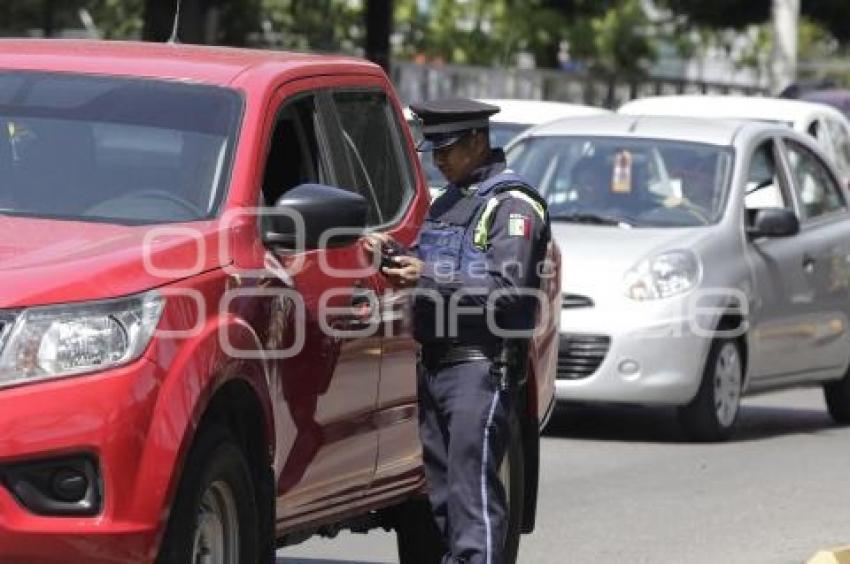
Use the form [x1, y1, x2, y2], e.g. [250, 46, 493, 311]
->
[362, 232, 389, 253]
[381, 255, 423, 288]
[362, 233, 391, 270]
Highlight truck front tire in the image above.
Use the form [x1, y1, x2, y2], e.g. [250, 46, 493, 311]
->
[157, 425, 260, 564]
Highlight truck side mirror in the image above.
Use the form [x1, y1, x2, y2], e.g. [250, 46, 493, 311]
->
[262, 183, 368, 249]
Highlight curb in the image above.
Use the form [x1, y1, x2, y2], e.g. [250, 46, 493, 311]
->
[807, 547, 850, 564]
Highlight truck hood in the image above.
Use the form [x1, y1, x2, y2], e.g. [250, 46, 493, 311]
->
[0, 216, 227, 308]
[551, 222, 712, 301]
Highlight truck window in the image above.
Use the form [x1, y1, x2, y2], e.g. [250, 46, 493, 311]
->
[330, 90, 415, 226]
[0, 71, 241, 224]
[261, 95, 331, 206]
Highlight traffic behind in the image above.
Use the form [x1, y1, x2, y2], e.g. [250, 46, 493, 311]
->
[507, 114, 850, 440]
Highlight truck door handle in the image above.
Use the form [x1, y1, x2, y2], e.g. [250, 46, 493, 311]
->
[802, 253, 816, 273]
[349, 284, 378, 328]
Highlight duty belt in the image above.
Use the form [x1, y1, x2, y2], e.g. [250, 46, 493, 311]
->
[420, 342, 501, 369]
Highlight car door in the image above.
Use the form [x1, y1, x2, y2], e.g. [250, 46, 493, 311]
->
[742, 136, 815, 382]
[778, 136, 850, 380]
[324, 85, 426, 488]
[251, 82, 382, 521]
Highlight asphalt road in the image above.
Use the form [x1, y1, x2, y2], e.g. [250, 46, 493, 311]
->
[278, 387, 850, 564]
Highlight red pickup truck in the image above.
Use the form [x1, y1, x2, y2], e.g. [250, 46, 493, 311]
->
[0, 39, 558, 563]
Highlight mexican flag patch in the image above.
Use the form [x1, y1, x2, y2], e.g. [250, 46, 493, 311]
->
[508, 213, 531, 238]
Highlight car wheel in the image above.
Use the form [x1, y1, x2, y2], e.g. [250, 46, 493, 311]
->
[396, 409, 525, 564]
[824, 368, 850, 424]
[157, 425, 260, 564]
[678, 338, 743, 442]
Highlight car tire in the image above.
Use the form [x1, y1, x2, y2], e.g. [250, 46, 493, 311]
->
[824, 368, 850, 424]
[678, 338, 743, 442]
[157, 425, 260, 564]
[396, 407, 525, 564]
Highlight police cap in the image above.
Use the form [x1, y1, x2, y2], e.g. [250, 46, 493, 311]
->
[409, 98, 500, 152]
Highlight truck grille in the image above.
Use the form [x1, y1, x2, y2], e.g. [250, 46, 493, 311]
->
[557, 334, 610, 380]
[562, 293, 594, 308]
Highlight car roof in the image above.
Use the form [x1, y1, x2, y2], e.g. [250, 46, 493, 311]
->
[618, 95, 847, 129]
[476, 98, 610, 125]
[0, 39, 380, 87]
[516, 114, 767, 147]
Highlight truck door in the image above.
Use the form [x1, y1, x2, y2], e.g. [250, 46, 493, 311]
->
[323, 84, 427, 488]
[253, 84, 382, 522]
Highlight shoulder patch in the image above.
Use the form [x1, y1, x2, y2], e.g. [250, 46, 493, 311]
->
[508, 213, 531, 238]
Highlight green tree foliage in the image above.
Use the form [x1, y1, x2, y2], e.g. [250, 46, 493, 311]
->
[260, 0, 363, 53]
[89, 0, 144, 39]
[589, 0, 656, 76]
[393, 0, 655, 73]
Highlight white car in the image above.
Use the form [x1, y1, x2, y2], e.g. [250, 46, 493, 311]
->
[618, 95, 850, 183]
[406, 100, 610, 190]
[506, 114, 850, 441]
[478, 98, 610, 148]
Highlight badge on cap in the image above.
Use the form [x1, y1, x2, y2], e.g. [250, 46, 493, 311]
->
[508, 213, 531, 238]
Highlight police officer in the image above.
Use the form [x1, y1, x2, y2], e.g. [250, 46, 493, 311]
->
[373, 99, 549, 564]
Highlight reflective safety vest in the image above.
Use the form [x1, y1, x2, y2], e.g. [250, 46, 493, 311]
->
[419, 170, 547, 261]
[415, 171, 549, 342]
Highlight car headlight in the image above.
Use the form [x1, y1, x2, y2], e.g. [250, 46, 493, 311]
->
[624, 250, 701, 300]
[0, 292, 164, 387]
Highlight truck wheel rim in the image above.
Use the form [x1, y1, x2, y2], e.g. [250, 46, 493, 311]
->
[192, 480, 240, 564]
[714, 342, 742, 428]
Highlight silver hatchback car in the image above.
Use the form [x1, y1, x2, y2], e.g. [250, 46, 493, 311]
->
[507, 115, 850, 440]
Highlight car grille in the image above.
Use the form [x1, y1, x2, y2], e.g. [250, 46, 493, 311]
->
[562, 293, 594, 308]
[557, 334, 610, 380]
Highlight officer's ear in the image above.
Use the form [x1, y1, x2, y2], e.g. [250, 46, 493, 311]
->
[469, 129, 489, 155]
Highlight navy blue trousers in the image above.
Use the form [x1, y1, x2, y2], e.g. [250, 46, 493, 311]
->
[418, 359, 512, 564]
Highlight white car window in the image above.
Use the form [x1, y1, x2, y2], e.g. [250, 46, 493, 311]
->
[744, 140, 788, 210]
[811, 118, 837, 162]
[783, 139, 845, 220]
[826, 117, 850, 178]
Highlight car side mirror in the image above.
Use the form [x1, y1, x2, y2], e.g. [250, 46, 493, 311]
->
[262, 183, 368, 249]
[746, 208, 800, 239]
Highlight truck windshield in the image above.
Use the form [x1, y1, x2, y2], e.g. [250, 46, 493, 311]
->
[507, 136, 733, 227]
[0, 71, 241, 224]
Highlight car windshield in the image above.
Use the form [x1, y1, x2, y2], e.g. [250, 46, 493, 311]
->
[0, 71, 242, 224]
[507, 136, 733, 227]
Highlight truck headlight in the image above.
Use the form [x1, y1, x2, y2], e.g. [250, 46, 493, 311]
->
[624, 250, 701, 300]
[0, 292, 164, 387]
